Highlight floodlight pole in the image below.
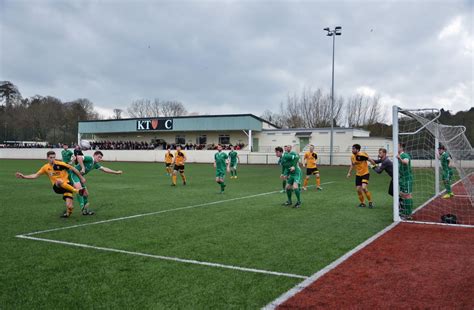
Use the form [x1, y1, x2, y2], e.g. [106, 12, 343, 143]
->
[324, 26, 341, 166]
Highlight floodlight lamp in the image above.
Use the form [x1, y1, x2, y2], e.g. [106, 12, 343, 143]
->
[323, 27, 330, 31]
[335, 26, 342, 30]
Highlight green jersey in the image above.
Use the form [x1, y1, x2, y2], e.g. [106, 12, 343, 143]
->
[214, 151, 228, 171]
[61, 149, 74, 163]
[281, 151, 300, 176]
[75, 155, 102, 175]
[440, 151, 452, 173]
[229, 151, 238, 164]
[398, 152, 413, 183]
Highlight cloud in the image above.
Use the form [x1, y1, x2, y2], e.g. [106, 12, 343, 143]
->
[438, 16, 463, 39]
[1, 0, 472, 118]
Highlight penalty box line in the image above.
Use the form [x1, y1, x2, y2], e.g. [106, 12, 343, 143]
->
[19, 181, 335, 237]
[14, 183, 336, 280]
[16, 235, 308, 279]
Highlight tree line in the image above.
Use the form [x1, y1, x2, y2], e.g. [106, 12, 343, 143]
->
[0, 81, 99, 144]
[260, 88, 385, 129]
[261, 87, 473, 144]
[1, 81, 472, 144]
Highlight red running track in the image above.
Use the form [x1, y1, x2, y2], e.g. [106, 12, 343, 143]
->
[279, 223, 474, 309]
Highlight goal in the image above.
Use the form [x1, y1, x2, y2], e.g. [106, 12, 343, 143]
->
[392, 106, 474, 226]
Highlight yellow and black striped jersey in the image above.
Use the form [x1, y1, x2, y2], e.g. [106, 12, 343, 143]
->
[351, 152, 369, 176]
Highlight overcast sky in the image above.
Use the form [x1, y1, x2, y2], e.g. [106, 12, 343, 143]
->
[1, 0, 472, 119]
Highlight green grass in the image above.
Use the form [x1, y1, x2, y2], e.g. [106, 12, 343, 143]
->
[1, 160, 393, 309]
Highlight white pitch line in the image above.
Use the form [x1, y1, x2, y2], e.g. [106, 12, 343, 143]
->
[21, 181, 335, 237]
[16, 235, 308, 280]
[262, 221, 400, 310]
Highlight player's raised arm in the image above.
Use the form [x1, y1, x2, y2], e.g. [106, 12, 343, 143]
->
[99, 166, 123, 175]
[15, 171, 40, 179]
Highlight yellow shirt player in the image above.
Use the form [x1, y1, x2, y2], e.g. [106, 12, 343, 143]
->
[164, 148, 174, 176]
[303, 145, 322, 191]
[346, 144, 375, 208]
[171, 145, 187, 186]
[15, 150, 86, 218]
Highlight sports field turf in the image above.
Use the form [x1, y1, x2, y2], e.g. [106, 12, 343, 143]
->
[1, 159, 393, 308]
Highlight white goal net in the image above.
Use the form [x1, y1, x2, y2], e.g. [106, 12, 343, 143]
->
[393, 106, 474, 226]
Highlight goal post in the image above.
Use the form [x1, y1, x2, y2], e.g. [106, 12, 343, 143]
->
[393, 105, 474, 226]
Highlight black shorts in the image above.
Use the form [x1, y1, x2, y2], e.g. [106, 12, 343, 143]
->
[355, 174, 370, 186]
[53, 182, 74, 200]
[174, 165, 185, 172]
[165, 163, 171, 167]
[306, 167, 319, 175]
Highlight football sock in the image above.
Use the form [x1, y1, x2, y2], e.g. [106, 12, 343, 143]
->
[286, 189, 292, 202]
[61, 182, 78, 193]
[365, 191, 373, 202]
[303, 178, 308, 188]
[181, 174, 186, 183]
[234, 170, 237, 176]
[357, 192, 365, 203]
[66, 206, 73, 216]
[77, 194, 85, 210]
[282, 180, 286, 190]
[220, 182, 225, 192]
[83, 196, 89, 208]
[172, 175, 177, 185]
[230, 170, 234, 176]
[316, 177, 321, 186]
[445, 182, 452, 194]
[403, 198, 413, 215]
[294, 188, 301, 202]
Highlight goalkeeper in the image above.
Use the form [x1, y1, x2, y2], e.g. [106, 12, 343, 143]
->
[438, 145, 454, 199]
[372, 148, 393, 196]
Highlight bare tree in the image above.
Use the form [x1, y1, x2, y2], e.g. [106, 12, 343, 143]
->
[277, 88, 344, 128]
[345, 94, 384, 127]
[127, 99, 152, 118]
[113, 109, 123, 119]
[160, 101, 187, 117]
[127, 98, 165, 117]
[260, 109, 285, 128]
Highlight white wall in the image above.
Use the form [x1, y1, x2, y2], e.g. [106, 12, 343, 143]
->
[0, 148, 249, 163]
[3, 148, 473, 168]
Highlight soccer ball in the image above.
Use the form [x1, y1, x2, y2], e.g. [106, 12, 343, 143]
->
[80, 139, 91, 150]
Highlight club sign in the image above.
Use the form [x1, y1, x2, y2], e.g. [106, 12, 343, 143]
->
[137, 118, 173, 131]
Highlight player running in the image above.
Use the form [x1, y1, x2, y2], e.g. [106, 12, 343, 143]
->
[69, 151, 123, 216]
[214, 144, 230, 193]
[347, 144, 375, 208]
[171, 145, 187, 186]
[303, 144, 322, 191]
[228, 145, 240, 179]
[438, 145, 454, 199]
[15, 151, 86, 218]
[164, 147, 174, 176]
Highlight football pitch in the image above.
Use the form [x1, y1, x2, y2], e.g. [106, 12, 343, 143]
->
[1, 160, 393, 308]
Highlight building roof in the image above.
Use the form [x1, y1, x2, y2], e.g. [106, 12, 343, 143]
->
[78, 114, 279, 134]
[80, 113, 279, 128]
